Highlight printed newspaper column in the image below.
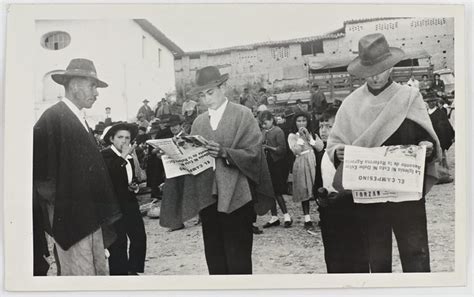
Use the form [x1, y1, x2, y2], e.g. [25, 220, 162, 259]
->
[342, 145, 426, 203]
[146, 136, 215, 178]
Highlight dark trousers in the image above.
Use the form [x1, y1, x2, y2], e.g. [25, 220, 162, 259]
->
[356, 199, 430, 273]
[108, 200, 147, 275]
[318, 194, 369, 273]
[199, 202, 254, 274]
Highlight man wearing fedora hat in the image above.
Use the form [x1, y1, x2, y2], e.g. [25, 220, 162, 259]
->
[326, 33, 441, 273]
[33, 58, 121, 275]
[161, 65, 274, 274]
[137, 99, 154, 122]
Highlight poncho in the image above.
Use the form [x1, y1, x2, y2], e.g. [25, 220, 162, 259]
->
[326, 82, 441, 194]
[160, 102, 274, 228]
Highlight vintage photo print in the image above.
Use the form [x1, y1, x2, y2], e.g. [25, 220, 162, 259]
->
[2, 2, 468, 292]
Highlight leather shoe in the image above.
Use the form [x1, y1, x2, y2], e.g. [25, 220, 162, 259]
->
[284, 219, 293, 228]
[304, 221, 314, 231]
[263, 220, 280, 228]
[252, 226, 263, 234]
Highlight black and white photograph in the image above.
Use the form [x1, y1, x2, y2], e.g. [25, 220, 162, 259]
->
[2, 2, 469, 293]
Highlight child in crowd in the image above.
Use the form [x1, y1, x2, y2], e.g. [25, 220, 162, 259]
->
[287, 111, 324, 231]
[101, 123, 147, 275]
[259, 111, 293, 228]
[316, 105, 368, 273]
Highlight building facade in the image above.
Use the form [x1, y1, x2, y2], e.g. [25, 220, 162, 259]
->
[174, 17, 454, 95]
[35, 19, 183, 125]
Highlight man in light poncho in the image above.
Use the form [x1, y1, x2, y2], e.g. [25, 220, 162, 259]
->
[326, 33, 441, 273]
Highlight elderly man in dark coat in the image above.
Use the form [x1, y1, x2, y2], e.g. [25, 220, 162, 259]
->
[33, 58, 121, 275]
[161, 66, 274, 274]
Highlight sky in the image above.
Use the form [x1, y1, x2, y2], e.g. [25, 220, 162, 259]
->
[148, 4, 390, 52]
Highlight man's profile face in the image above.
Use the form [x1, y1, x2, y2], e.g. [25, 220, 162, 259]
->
[198, 86, 225, 109]
[68, 77, 98, 109]
[365, 68, 392, 90]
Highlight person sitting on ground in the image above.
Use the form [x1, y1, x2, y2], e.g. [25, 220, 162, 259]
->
[259, 110, 293, 228]
[136, 113, 149, 129]
[406, 74, 420, 90]
[419, 74, 431, 94]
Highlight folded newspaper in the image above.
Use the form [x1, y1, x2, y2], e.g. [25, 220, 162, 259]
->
[146, 135, 215, 178]
[342, 145, 426, 204]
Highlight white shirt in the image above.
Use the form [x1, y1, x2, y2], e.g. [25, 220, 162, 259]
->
[111, 145, 134, 184]
[62, 97, 89, 132]
[407, 78, 420, 89]
[208, 99, 228, 131]
[428, 107, 437, 115]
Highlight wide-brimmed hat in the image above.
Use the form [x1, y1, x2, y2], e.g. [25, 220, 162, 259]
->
[143, 99, 149, 103]
[189, 66, 229, 95]
[348, 33, 405, 78]
[168, 114, 183, 126]
[51, 58, 108, 88]
[93, 122, 106, 134]
[102, 122, 138, 145]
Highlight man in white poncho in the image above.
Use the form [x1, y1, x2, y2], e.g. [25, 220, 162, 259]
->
[326, 33, 441, 273]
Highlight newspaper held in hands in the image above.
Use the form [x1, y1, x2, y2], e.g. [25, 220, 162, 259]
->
[146, 135, 215, 178]
[342, 145, 426, 204]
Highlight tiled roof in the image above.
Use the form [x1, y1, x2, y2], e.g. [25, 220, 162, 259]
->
[177, 17, 412, 58]
[180, 32, 345, 57]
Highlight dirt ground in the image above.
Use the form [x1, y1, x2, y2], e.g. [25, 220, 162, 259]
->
[142, 146, 456, 275]
[45, 145, 455, 276]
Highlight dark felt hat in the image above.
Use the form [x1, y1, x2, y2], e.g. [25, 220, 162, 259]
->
[168, 114, 183, 126]
[348, 33, 405, 78]
[189, 66, 229, 95]
[143, 99, 150, 103]
[93, 122, 106, 134]
[102, 122, 138, 145]
[51, 58, 108, 88]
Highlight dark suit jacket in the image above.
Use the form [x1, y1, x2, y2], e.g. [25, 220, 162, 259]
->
[33, 101, 121, 250]
[101, 147, 138, 211]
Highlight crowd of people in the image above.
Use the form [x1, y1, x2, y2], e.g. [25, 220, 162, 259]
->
[33, 32, 455, 276]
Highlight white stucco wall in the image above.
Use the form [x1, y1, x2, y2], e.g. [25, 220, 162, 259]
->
[35, 19, 176, 126]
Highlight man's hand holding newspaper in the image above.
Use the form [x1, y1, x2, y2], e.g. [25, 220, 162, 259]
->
[146, 135, 215, 178]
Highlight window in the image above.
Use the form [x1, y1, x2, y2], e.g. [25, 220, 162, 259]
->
[41, 31, 71, 50]
[300, 40, 324, 56]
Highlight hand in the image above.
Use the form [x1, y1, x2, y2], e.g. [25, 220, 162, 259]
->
[419, 141, 434, 158]
[205, 141, 227, 158]
[335, 145, 345, 161]
[128, 182, 139, 193]
[151, 148, 164, 157]
[121, 143, 136, 159]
